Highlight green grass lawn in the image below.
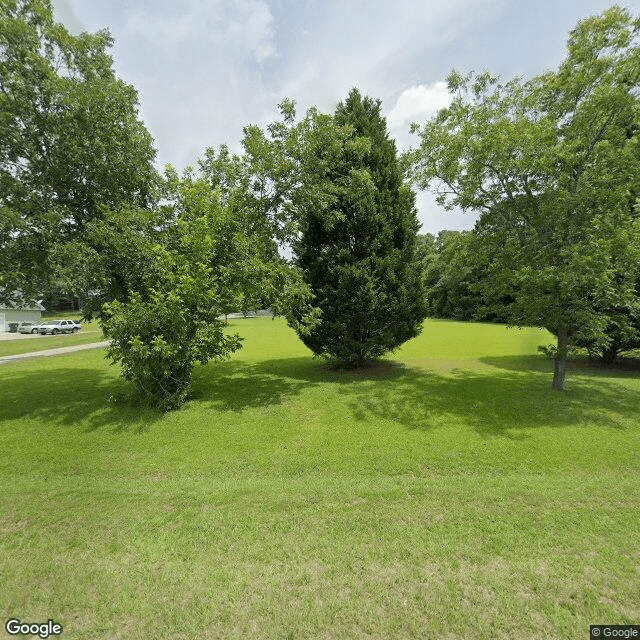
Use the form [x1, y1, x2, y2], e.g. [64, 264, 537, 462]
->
[0, 330, 104, 358]
[0, 318, 638, 639]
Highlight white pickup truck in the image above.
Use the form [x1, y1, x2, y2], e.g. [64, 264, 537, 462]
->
[37, 319, 81, 335]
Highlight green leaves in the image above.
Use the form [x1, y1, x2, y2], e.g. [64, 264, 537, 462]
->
[406, 6, 640, 388]
[97, 188, 245, 410]
[102, 276, 244, 411]
[0, 0, 158, 303]
[288, 88, 427, 367]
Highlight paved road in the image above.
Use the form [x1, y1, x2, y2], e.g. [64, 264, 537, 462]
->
[0, 341, 110, 364]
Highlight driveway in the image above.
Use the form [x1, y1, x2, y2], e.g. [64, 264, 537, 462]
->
[0, 341, 110, 364]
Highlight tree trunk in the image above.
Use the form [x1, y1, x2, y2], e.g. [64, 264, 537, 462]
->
[602, 345, 618, 364]
[552, 328, 569, 390]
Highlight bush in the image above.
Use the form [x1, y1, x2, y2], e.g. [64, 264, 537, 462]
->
[101, 264, 242, 411]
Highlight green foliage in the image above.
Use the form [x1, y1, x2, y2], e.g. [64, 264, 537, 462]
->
[97, 188, 248, 409]
[76, 207, 169, 318]
[571, 279, 640, 363]
[101, 281, 242, 412]
[193, 140, 321, 335]
[198, 102, 357, 340]
[92, 173, 314, 410]
[419, 230, 513, 322]
[284, 89, 427, 366]
[0, 0, 158, 303]
[407, 6, 640, 389]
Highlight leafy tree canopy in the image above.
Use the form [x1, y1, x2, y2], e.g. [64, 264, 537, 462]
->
[289, 89, 427, 366]
[418, 231, 513, 323]
[0, 0, 158, 304]
[407, 6, 640, 389]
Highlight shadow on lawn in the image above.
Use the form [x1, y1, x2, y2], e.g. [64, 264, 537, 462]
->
[190, 358, 320, 412]
[481, 354, 640, 377]
[0, 357, 318, 432]
[2, 354, 635, 438]
[0, 367, 161, 433]
[345, 366, 635, 438]
[213, 355, 636, 438]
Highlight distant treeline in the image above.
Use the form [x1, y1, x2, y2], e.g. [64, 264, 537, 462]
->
[417, 230, 640, 363]
[417, 231, 511, 324]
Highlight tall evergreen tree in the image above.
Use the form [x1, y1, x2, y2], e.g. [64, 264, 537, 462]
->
[294, 88, 427, 367]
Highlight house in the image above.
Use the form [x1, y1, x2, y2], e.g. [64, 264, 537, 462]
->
[0, 298, 46, 332]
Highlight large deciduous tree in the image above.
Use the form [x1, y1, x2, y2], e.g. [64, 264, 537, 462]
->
[407, 6, 640, 390]
[0, 0, 157, 304]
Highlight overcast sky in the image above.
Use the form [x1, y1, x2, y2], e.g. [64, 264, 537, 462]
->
[53, 0, 639, 234]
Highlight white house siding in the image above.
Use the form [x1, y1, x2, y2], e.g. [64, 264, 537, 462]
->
[0, 308, 43, 331]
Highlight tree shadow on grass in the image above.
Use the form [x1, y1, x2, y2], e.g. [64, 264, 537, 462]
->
[480, 354, 553, 373]
[213, 355, 637, 439]
[3, 354, 635, 439]
[343, 366, 637, 438]
[0, 367, 162, 434]
[0, 357, 320, 433]
[481, 354, 640, 378]
[189, 356, 413, 417]
[190, 358, 321, 412]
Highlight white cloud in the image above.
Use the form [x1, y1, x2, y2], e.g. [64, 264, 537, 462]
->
[387, 82, 451, 129]
[386, 82, 452, 151]
[239, 1, 276, 62]
[267, 0, 485, 128]
[56, 0, 607, 233]
[125, 0, 275, 63]
[51, 0, 83, 33]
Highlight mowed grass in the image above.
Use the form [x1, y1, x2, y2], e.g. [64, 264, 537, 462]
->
[0, 318, 638, 640]
[0, 331, 104, 358]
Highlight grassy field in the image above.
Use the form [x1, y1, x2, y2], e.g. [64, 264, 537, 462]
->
[0, 317, 638, 639]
